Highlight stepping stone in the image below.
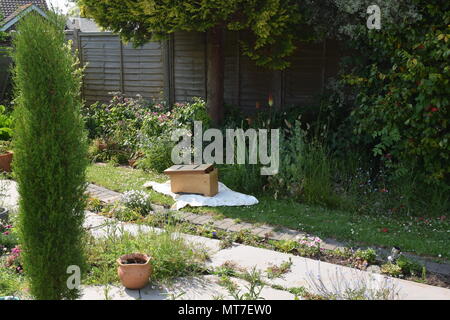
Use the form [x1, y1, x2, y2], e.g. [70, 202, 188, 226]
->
[86, 184, 122, 203]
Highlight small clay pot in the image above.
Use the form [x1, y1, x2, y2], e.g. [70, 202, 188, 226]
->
[0, 152, 13, 172]
[117, 253, 152, 290]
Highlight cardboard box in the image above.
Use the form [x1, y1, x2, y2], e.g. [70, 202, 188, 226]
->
[164, 164, 219, 197]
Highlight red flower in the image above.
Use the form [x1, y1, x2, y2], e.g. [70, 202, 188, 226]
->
[430, 107, 439, 112]
[381, 228, 389, 233]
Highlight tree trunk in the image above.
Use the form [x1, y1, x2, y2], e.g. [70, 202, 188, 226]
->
[207, 25, 224, 127]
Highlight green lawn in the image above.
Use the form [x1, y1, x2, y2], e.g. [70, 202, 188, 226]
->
[86, 163, 450, 261]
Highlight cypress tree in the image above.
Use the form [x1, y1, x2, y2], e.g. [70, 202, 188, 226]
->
[12, 13, 88, 300]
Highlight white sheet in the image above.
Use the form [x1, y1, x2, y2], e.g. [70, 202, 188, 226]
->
[143, 181, 259, 210]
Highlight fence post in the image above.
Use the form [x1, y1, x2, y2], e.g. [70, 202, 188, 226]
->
[162, 34, 175, 106]
[119, 39, 125, 94]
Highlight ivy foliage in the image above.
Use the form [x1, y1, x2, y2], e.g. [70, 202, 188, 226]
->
[301, 0, 449, 184]
[78, 0, 303, 69]
[344, 0, 450, 183]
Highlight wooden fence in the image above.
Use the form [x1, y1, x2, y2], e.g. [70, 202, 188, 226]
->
[66, 30, 342, 112]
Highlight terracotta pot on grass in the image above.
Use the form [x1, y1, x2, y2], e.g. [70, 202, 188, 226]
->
[0, 152, 13, 172]
[117, 253, 152, 290]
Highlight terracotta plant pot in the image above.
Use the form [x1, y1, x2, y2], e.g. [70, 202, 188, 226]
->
[0, 152, 13, 172]
[117, 253, 152, 290]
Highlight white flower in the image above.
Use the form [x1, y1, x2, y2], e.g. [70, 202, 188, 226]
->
[121, 190, 150, 210]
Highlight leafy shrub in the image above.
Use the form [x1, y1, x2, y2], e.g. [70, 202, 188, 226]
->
[219, 163, 266, 195]
[268, 120, 339, 207]
[12, 14, 88, 300]
[381, 263, 403, 277]
[395, 256, 422, 277]
[172, 98, 211, 129]
[344, 1, 450, 184]
[88, 138, 131, 164]
[83, 93, 150, 139]
[83, 93, 154, 163]
[137, 136, 174, 173]
[354, 248, 377, 264]
[83, 95, 210, 166]
[0, 105, 13, 141]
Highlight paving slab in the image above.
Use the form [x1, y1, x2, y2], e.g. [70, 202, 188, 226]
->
[80, 285, 140, 300]
[206, 244, 450, 300]
[86, 184, 122, 203]
[81, 275, 295, 300]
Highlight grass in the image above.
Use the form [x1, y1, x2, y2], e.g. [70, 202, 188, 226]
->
[86, 163, 172, 206]
[86, 163, 450, 260]
[0, 267, 27, 298]
[84, 226, 208, 286]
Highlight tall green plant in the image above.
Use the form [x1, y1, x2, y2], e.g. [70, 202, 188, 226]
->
[12, 13, 88, 300]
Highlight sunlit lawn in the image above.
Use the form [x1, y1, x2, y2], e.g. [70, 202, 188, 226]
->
[86, 163, 450, 260]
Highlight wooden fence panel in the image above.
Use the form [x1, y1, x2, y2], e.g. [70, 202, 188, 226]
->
[172, 31, 206, 103]
[66, 31, 165, 106]
[65, 30, 340, 113]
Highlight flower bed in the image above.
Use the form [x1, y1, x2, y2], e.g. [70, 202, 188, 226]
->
[87, 196, 450, 289]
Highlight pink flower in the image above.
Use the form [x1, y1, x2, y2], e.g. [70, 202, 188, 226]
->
[11, 246, 21, 255]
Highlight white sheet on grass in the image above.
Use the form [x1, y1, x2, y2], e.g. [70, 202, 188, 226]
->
[143, 181, 259, 210]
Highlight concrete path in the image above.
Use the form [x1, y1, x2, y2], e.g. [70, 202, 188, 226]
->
[80, 275, 295, 300]
[83, 211, 450, 300]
